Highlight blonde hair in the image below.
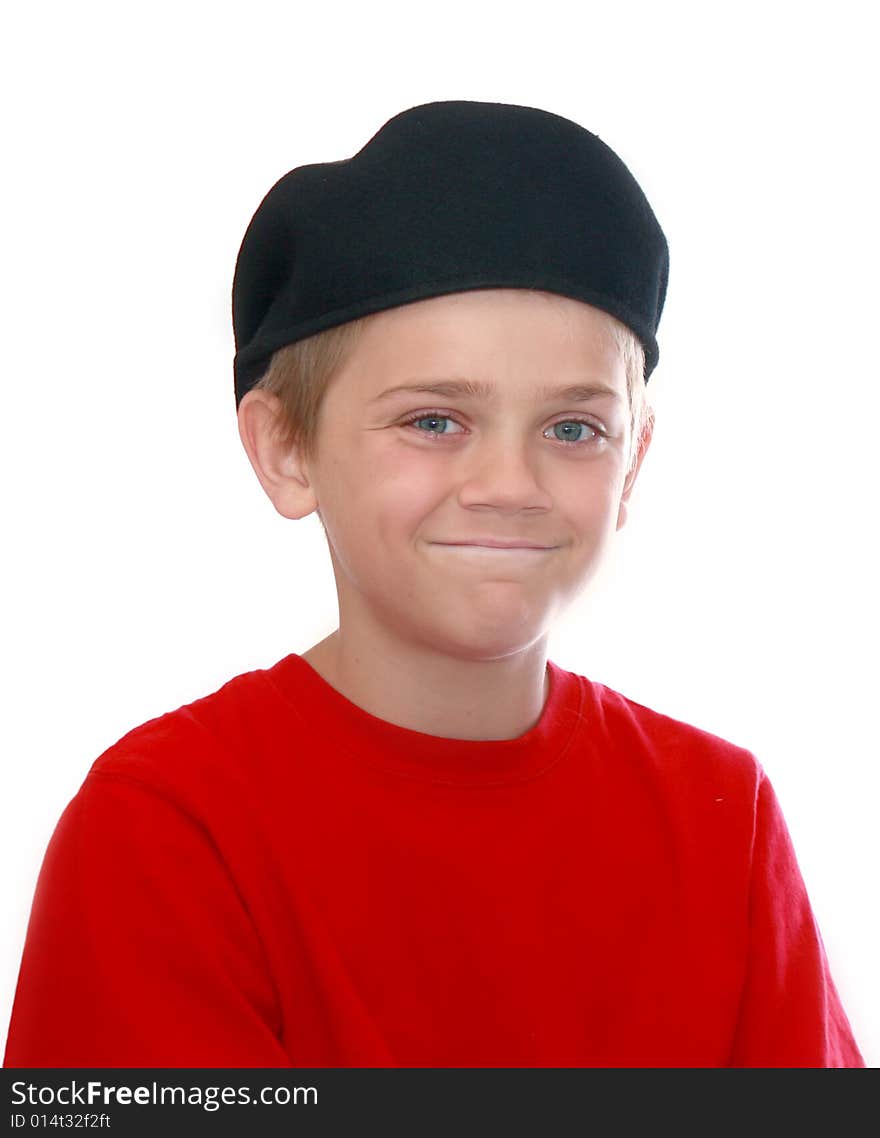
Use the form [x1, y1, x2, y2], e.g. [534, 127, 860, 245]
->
[251, 299, 652, 477]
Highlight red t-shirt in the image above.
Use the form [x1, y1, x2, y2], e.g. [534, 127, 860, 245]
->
[3, 654, 864, 1067]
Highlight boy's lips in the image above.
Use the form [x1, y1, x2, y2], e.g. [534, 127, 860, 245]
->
[432, 539, 557, 550]
[430, 542, 559, 561]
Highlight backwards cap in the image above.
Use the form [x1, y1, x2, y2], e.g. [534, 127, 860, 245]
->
[232, 100, 669, 407]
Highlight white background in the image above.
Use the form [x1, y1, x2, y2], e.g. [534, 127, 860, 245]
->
[2, 1, 877, 1066]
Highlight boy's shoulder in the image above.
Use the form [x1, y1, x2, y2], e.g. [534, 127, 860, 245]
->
[86, 655, 294, 799]
[577, 668, 765, 798]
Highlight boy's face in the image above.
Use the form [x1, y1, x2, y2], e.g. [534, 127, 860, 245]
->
[253, 288, 650, 664]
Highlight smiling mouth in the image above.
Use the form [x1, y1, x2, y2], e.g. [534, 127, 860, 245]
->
[430, 543, 557, 555]
[432, 541, 557, 550]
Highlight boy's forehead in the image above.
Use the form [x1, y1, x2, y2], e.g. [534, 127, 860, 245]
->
[335, 290, 629, 402]
[353, 289, 626, 360]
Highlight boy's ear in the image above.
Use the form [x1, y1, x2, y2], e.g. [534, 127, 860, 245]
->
[237, 389, 319, 520]
[616, 411, 654, 532]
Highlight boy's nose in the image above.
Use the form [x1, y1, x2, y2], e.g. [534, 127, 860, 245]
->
[455, 436, 552, 512]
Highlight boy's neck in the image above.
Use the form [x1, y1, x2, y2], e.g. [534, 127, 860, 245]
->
[300, 629, 551, 743]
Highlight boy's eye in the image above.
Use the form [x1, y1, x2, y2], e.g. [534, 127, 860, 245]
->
[399, 411, 605, 446]
[402, 414, 464, 437]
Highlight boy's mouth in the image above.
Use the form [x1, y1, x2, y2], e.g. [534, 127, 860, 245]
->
[432, 539, 557, 550]
[430, 542, 558, 558]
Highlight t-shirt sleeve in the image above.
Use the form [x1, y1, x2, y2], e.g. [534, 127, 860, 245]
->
[3, 769, 291, 1067]
[728, 770, 864, 1068]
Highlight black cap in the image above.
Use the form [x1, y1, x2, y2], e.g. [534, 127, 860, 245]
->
[232, 100, 669, 407]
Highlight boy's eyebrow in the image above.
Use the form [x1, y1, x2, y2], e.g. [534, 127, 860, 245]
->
[369, 378, 623, 404]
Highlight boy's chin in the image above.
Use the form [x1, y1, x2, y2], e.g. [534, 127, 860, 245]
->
[404, 613, 553, 665]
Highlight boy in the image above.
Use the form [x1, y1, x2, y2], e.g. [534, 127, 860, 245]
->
[3, 100, 864, 1067]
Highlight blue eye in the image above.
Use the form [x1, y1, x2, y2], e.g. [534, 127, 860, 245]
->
[550, 420, 598, 444]
[406, 414, 460, 436]
[400, 411, 604, 446]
